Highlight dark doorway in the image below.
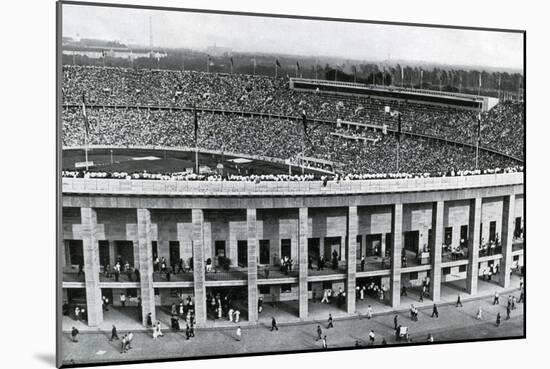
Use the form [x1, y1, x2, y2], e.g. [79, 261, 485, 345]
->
[324, 237, 342, 260]
[489, 221, 497, 242]
[215, 241, 226, 258]
[385, 233, 392, 257]
[460, 225, 468, 245]
[366, 234, 382, 256]
[308, 238, 320, 261]
[404, 231, 419, 253]
[356, 235, 363, 260]
[237, 240, 248, 267]
[259, 240, 270, 264]
[152, 241, 158, 259]
[98, 240, 110, 268]
[444, 227, 452, 246]
[67, 288, 86, 305]
[68, 240, 84, 267]
[514, 217, 522, 237]
[114, 241, 134, 266]
[102, 288, 113, 304]
[169, 241, 180, 266]
[281, 239, 292, 259]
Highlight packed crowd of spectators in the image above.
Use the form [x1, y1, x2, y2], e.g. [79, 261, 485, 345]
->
[61, 165, 523, 182]
[62, 66, 524, 159]
[62, 66, 524, 177]
[62, 105, 520, 175]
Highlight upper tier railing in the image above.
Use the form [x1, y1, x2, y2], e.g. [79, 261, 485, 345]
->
[62, 172, 523, 197]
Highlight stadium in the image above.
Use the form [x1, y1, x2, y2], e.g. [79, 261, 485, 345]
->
[60, 64, 524, 362]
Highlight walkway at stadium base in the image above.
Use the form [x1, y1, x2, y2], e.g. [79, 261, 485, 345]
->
[61, 288, 524, 366]
[62, 274, 522, 333]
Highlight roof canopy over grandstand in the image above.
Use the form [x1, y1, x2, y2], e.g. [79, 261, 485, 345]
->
[290, 78, 500, 112]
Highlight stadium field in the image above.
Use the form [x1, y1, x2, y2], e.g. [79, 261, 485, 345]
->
[62, 148, 323, 176]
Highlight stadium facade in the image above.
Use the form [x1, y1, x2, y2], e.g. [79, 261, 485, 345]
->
[60, 172, 524, 328]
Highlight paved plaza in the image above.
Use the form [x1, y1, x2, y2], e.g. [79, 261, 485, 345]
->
[61, 282, 524, 366]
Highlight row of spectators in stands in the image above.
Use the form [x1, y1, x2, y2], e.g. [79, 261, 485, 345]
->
[62, 106, 520, 175]
[61, 165, 524, 181]
[62, 66, 524, 159]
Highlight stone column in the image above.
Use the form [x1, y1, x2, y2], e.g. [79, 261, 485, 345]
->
[298, 207, 309, 319]
[429, 201, 444, 301]
[466, 198, 482, 295]
[247, 208, 259, 323]
[499, 194, 516, 288]
[192, 209, 207, 326]
[347, 206, 358, 313]
[390, 203, 403, 308]
[137, 208, 155, 326]
[81, 207, 103, 327]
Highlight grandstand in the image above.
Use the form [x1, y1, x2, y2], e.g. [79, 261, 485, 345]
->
[61, 65, 524, 177]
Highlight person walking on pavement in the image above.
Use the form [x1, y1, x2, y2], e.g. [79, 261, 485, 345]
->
[431, 304, 439, 318]
[327, 313, 333, 329]
[185, 324, 191, 340]
[126, 332, 133, 350]
[120, 334, 127, 353]
[518, 289, 524, 303]
[322, 335, 328, 349]
[271, 317, 279, 331]
[493, 291, 500, 305]
[71, 327, 79, 343]
[506, 305, 511, 320]
[476, 307, 483, 320]
[110, 325, 119, 341]
[236, 326, 242, 341]
[366, 305, 373, 319]
[316, 325, 322, 341]
[368, 330, 375, 345]
[456, 294, 463, 307]
[394, 315, 399, 330]
[496, 312, 501, 327]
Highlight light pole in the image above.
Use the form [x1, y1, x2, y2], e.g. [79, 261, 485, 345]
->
[194, 103, 199, 174]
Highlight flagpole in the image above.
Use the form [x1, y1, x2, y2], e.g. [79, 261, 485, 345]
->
[475, 110, 481, 170]
[478, 73, 481, 96]
[81, 93, 90, 171]
[194, 104, 199, 174]
[85, 129, 89, 172]
[396, 113, 401, 173]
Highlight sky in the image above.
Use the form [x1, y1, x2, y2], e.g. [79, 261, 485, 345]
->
[62, 3, 524, 71]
